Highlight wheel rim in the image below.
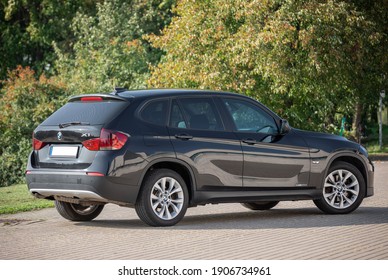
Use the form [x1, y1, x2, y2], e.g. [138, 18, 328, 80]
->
[323, 169, 359, 209]
[70, 204, 99, 215]
[150, 177, 184, 220]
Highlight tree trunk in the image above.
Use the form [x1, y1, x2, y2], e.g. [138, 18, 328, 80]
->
[352, 102, 362, 142]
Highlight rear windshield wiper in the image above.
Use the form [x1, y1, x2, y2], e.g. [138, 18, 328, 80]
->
[59, 122, 90, 129]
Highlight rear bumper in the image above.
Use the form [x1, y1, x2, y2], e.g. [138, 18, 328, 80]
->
[26, 170, 140, 206]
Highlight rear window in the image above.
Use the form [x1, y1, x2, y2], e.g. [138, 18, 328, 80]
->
[40, 101, 128, 126]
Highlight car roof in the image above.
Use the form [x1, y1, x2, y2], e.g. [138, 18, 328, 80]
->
[115, 89, 280, 120]
[69, 88, 281, 121]
[69, 88, 256, 104]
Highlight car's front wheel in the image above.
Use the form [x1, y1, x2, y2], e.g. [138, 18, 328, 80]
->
[135, 169, 189, 227]
[241, 201, 279, 210]
[314, 161, 365, 214]
[54, 201, 104, 221]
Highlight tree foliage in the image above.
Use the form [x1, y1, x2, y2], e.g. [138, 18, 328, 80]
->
[0, 0, 96, 80]
[0, 66, 68, 187]
[149, 0, 387, 131]
[55, 0, 175, 94]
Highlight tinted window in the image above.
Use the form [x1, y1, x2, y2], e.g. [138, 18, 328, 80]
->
[170, 100, 187, 128]
[40, 101, 128, 126]
[140, 99, 169, 125]
[172, 98, 224, 131]
[223, 98, 277, 133]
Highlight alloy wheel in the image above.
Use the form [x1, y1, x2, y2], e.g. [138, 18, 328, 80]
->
[149, 177, 184, 220]
[323, 169, 360, 209]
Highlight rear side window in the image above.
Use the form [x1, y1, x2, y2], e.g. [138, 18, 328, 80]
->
[172, 98, 224, 131]
[40, 101, 128, 126]
[139, 99, 169, 126]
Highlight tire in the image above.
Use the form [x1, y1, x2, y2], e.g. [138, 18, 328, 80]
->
[135, 169, 189, 227]
[241, 201, 279, 210]
[54, 201, 104, 221]
[313, 161, 365, 214]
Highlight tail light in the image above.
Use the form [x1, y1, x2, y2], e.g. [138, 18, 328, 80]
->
[32, 134, 46, 150]
[82, 128, 128, 151]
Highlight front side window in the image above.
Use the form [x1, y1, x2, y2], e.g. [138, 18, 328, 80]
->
[140, 99, 168, 125]
[170, 98, 224, 131]
[223, 98, 278, 134]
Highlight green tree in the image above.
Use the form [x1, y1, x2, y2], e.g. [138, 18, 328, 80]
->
[149, 0, 386, 132]
[55, 0, 175, 94]
[0, 0, 96, 80]
[344, 0, 388, 135]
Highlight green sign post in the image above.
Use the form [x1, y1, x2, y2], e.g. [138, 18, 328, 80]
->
[339, 117, 346, 136]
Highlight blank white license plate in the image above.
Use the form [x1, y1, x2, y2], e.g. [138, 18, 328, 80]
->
[49, 146, 79, 158]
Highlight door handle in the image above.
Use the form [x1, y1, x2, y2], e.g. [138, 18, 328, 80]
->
[242, 138, 257, 145]
[175, 134, 193, 140]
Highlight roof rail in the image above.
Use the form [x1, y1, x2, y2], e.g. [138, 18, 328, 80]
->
[113, 87, 128, 95]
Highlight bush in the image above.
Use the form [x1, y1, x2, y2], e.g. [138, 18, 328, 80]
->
[0, 66, 68, 187]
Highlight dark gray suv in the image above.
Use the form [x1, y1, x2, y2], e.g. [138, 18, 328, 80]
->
[26, 89, 374, 226]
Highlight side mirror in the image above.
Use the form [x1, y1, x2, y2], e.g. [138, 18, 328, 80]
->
[279, 119, 291, 135]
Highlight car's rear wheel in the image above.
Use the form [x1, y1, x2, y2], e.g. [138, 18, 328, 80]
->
[314, 161, 365, 214]
[54, 201, 104, 221]
[135, 169, 189, 227]
[241, 201, 279, 210]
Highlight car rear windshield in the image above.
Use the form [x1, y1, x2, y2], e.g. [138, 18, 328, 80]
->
[40, 101, 128, 126]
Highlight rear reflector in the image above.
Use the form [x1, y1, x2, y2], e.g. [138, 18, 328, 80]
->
[80, 96, 103, 102]
[86, 172, 105, 177]
[82, 128, 128, 151]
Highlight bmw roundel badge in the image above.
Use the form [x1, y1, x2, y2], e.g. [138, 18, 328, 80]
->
[57, 132, 63, 141]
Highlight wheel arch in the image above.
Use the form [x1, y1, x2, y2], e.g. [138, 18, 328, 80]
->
[325, 153, 369, 196]
[137, 159, 197, 205]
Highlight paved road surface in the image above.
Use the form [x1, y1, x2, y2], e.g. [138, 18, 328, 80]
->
[1, 161, 387, 259]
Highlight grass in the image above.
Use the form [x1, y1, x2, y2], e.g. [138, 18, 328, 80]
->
[0, 184, 54, 215]
[365, 142, 388, 154]
[363, 124, 388, 154]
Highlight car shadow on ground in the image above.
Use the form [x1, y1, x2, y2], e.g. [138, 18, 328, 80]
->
[74, 206, 388, 230]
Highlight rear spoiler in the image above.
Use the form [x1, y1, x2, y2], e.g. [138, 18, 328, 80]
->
[69, 94, 129, 102]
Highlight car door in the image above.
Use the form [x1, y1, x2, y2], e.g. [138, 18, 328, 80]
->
[220, 97, 311, 188]
[168, 96, 243, 190]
